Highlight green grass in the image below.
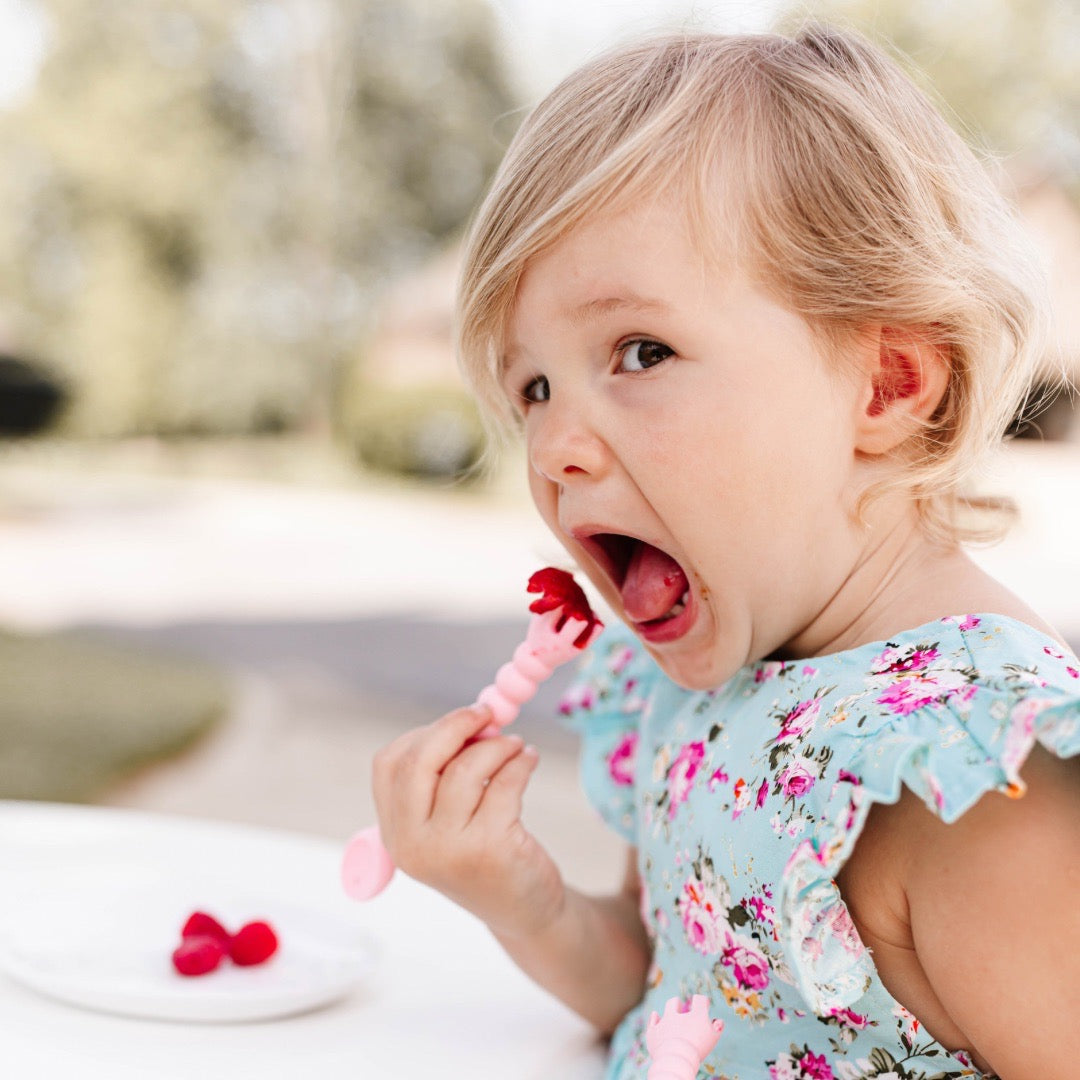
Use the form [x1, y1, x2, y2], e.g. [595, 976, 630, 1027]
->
[0, 630, 229, 802]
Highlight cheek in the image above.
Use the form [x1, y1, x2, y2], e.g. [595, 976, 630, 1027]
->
[526, 461, 559, 528]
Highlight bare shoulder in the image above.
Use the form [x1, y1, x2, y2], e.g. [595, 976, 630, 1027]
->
[839, 747, 1080, 1077]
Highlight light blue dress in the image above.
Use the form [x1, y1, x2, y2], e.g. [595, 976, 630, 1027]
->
[560, 614, 1080, 1080]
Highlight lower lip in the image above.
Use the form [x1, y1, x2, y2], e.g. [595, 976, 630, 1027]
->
[632, 589, 697, 644]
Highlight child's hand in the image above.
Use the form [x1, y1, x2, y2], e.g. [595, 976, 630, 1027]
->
[370, 705, 564, 939]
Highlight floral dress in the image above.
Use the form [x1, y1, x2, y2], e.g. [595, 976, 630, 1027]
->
[560, 614, 1080, 1080]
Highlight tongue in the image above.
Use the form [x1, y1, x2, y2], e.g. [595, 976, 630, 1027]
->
[621, 542, 689, 623]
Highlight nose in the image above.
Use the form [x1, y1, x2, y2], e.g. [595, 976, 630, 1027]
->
[528, 396, 611, 485]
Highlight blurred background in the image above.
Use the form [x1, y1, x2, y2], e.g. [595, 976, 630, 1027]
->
[0, 0, 1076, 892]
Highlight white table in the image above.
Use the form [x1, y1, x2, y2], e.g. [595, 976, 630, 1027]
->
[0, 802, 607, 1079]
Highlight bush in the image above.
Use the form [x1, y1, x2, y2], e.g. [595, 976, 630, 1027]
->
[349, 383, 485, 481]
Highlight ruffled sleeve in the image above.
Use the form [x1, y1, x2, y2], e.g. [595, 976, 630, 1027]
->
[558, 623, 660, 844]
[779, 622, 1080, 1015]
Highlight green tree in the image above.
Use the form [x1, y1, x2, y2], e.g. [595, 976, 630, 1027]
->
[0, 0, 515, 436]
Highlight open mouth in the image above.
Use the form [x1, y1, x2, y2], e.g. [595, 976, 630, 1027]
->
[583, 533, 693, 632]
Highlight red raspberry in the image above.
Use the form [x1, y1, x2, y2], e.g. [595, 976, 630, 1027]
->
[181, 911, 231, 945]
[172, 934, 227, 976]
[229, 920, 279, 966]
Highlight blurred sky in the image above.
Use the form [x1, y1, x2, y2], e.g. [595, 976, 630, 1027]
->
[0, 0, 781, 108]
[491, 0, 779, 96]
[0, 0, 46, 106]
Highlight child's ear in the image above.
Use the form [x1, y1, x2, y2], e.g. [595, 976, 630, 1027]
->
[853, 326, 950, 456]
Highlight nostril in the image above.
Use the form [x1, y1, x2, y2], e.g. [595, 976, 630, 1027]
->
[563, 465, 587, 475]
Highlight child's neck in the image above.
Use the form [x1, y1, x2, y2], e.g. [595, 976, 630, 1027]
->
[774, 508, 1062, 662]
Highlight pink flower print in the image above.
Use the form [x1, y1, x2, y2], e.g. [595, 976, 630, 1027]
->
[607, 731, 638, 787]
[755, 777, 769, 809]
[779, 756, 817, 799]
[825, 902, 864, 956]
[829, 1007, 869, 1032]
[744, 893, 776, 928]
[892, 1003, 920, 1043]
[667, 741, 705, 819]
[707, 765, 729, 792]
[799, 1051, 834, 1079]
[1002, 696, 1048, 792]
[557, 683, 596, 716]
[608, 644, 635, 675]
[776, 698, 821, 744]
[843, 794, 860, 832]
[721, 932, 770, 991]
[620, 679, 648, 714]
[1044, 645, 1065, 660]
[802, 665, 819, 678]
[768, 1053, 800, 1080]
[876, 677, 940, 716]
[732, 776, 751, 819]
[1069, 666, 1079, 679]
[837, 769, 860, 785]
[768, 1050, 833, 1080]
[676, 872, 731, 956]
[957, 614, 981, 631]
[755, 661, 783, 683]
[955, 682, 977, 704]
[872, 644, 940, 675]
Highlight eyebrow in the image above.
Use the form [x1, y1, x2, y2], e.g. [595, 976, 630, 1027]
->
[565, 293, 672, 324]
[500, 292, 672, 376]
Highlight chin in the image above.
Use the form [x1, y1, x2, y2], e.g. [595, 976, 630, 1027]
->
[641, 642, 737, 693]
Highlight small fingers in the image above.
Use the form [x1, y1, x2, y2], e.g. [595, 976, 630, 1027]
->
[432, 733, 527, 827]
[371, 705, 493, 833]
[473, 743, 540, 827]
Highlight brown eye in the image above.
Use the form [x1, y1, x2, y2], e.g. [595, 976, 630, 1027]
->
[618, 340, 673, 372]
[521, 374, 550, 404]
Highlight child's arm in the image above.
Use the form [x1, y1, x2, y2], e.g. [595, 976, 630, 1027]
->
[371, 705, 650, 1033]
[841, 745, 1079, 1079]
[490, 846, 651, 1034]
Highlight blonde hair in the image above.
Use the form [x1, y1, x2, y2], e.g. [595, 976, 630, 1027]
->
[456, 24, 1051, 544]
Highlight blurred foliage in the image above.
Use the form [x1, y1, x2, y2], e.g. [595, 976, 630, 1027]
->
[779, 0, 1080, 194]
[0, 630, 228, 801]
[0, 0, 516, 437]
[350, 381, 484, 481]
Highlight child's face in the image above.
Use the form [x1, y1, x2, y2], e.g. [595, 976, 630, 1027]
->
[503, 197, 869, 689]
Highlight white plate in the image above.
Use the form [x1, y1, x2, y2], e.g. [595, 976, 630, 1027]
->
[0, 879, 378, 1023]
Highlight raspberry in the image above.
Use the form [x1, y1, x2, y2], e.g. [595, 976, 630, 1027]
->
[181, 911, 231, 945]
[172, 934, 227, 976]
[526, 567, 602, 648]
[229, 920, 279, 966]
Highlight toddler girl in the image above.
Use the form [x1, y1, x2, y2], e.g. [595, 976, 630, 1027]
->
[372, 24, 1079, 1079]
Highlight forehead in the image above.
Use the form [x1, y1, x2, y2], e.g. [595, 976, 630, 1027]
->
[503, 198, 720, 357]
